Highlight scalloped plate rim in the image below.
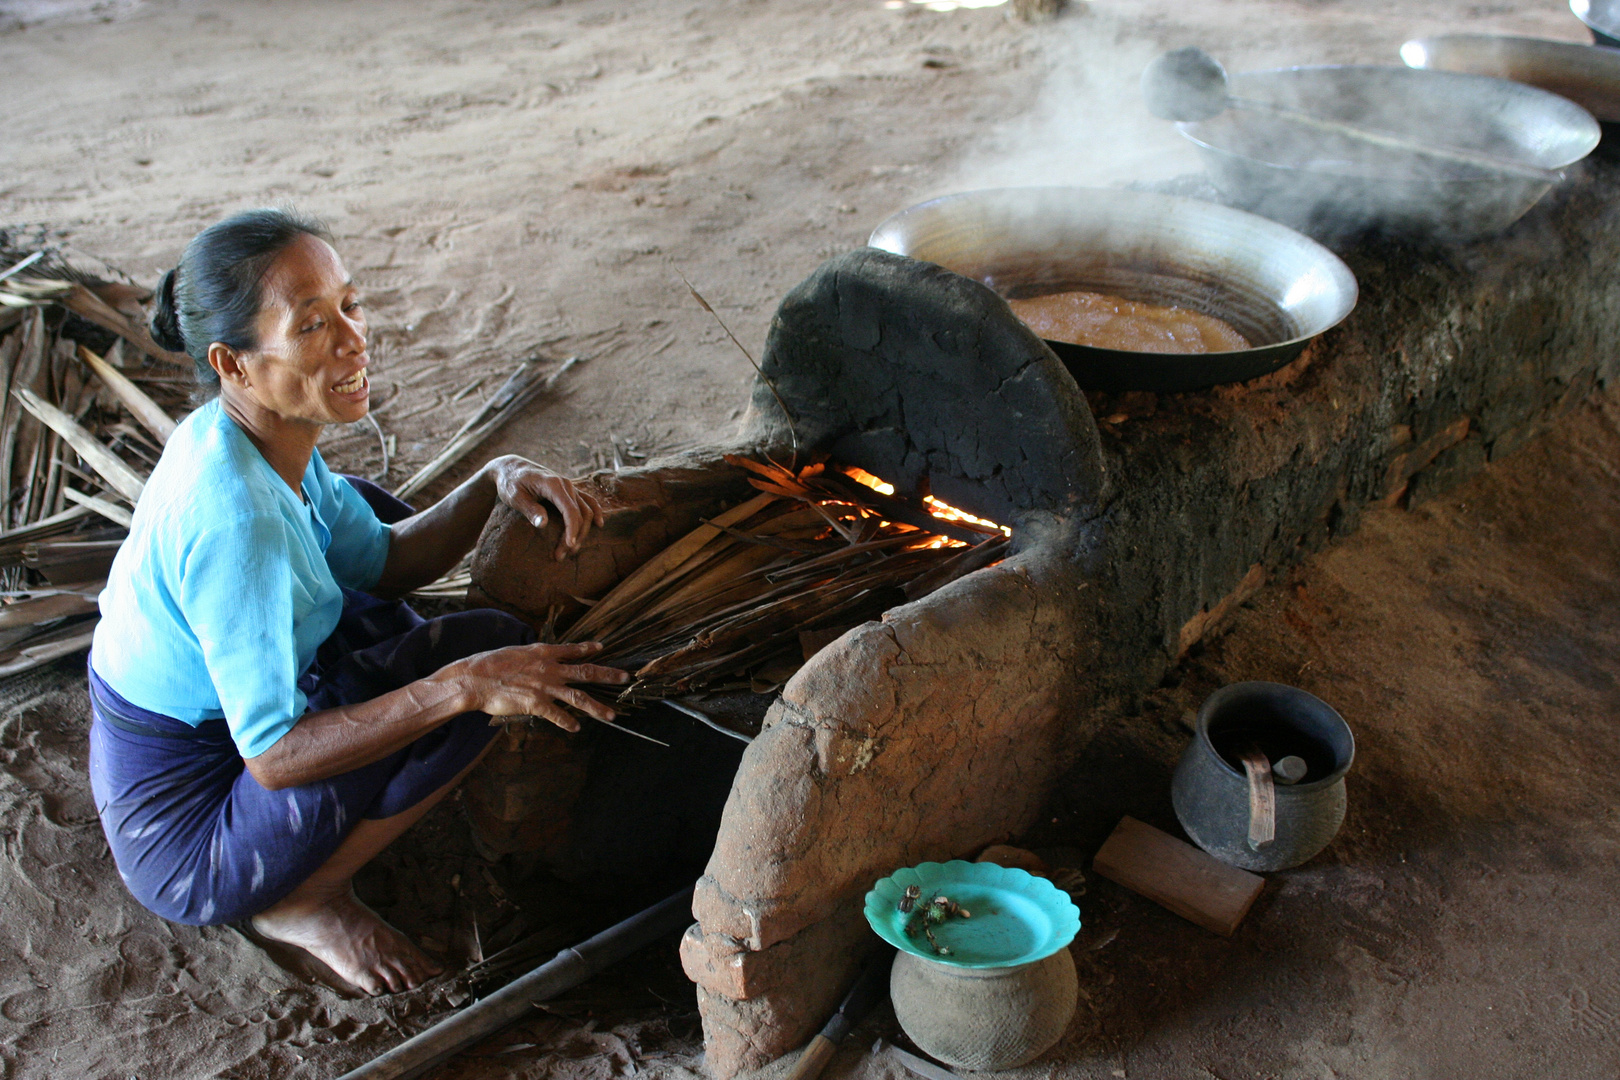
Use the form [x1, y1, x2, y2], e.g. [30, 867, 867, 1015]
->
[863, 859, 1081, 969]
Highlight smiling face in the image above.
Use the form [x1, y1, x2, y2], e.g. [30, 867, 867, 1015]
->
[213, 232, 370, 430]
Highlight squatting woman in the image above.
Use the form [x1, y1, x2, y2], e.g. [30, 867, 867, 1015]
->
[88, 208, 625, 993]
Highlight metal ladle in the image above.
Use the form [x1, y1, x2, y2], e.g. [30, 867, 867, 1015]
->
[1141, 46, 1559, 184]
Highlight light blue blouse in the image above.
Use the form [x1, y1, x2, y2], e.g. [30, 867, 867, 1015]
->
[91, 398, 392, 759]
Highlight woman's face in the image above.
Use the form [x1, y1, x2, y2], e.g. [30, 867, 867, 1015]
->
[222, 233, 370, 428]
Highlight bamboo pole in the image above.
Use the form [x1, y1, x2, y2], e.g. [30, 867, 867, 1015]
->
[337, 886, 694, 1080]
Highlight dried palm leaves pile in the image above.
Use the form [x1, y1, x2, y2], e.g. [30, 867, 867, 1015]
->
[569, 455, 1012, 706]
[0, 233, 566, 680]
[0, 235, 196, 678]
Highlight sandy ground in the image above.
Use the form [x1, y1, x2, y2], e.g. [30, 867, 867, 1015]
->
[2, 0, 1595, 487]
[4, 0, 1620, 1077]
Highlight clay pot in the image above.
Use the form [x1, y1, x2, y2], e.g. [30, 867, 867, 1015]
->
[1172, 681, 1355, 871]
[889, 948, 1077, 1070]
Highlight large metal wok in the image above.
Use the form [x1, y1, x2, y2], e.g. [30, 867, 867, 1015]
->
[1177, 66, 1600, 240]
[1402, 33, 1620, 155]
[1573, 0, 1620, 48]
[868, 187, 1357, 394]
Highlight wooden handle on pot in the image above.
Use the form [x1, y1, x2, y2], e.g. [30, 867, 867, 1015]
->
[1240, 748, 1276, 850]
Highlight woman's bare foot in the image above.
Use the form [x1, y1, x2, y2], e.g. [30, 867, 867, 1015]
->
[252, 887, 441, 995]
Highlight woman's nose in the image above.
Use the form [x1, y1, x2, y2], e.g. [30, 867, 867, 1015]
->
[337, 312, 366, 354]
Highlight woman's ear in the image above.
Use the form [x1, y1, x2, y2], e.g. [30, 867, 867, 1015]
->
[208, 342, 250, 388]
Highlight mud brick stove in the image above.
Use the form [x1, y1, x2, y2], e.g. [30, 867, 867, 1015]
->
[465, 165, 1620, 1076]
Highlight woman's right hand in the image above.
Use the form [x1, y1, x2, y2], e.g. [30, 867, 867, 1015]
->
[450, 641, 630, 731]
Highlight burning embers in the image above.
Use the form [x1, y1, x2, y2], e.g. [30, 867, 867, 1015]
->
[565, 457, 1011, 705]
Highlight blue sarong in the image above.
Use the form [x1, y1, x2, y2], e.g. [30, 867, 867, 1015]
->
[87, 479, 533, 926]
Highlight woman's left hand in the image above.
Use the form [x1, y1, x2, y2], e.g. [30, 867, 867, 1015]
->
[490, 456, 605, 560]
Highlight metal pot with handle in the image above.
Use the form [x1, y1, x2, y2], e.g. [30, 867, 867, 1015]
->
[1172, 681, 1355, 872]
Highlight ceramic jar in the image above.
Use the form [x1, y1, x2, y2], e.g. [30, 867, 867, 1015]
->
[1172, 680, 1355, 871]
[889, 947, 1077, 1071]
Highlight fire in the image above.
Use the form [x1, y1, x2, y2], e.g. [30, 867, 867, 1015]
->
[846, 466, 895, 496]
[844, 467, 1013, 538]
[922, 495, 1013, 538]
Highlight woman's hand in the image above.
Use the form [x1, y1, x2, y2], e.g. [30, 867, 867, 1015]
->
[244, 641, 630, 791]
[452, 640, 630, 731]
[490, 456, 605, 561]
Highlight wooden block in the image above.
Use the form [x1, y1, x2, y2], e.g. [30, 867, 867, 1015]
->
[1091, 816, 1264, 937]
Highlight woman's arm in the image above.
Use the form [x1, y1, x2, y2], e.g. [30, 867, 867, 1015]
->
[242, 640, 627, 790]
[372, 455, 604, 596]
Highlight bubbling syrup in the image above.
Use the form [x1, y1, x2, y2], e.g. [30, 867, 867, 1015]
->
[1008, 289, 1251, 354]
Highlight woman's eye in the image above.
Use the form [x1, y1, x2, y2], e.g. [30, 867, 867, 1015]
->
[344, 300, 362, 313]
[301, 320, 323, 334]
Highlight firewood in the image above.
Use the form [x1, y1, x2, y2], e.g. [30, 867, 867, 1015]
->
[565, 491, 776, 642]
[0, 590, 98, 630]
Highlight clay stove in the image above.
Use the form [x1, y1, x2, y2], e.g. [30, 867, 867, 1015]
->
[467, 248, 1111, 1074]
[464, 160, 1620, 1077]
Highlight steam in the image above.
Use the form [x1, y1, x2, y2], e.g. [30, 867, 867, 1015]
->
[923, 9, 1596, 243]
[934, 12, 1201, 197]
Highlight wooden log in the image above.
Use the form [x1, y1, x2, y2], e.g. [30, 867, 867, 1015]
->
[1092, 816, 1265, 937]
[0, 623, 98, 677]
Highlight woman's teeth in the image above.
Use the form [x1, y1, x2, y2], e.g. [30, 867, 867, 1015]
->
[332, 368, 368, 394]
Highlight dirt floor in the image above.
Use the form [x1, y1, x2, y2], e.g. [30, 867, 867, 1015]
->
[6, 354, 1619, 1080]
[4, 0, 1620, 1078]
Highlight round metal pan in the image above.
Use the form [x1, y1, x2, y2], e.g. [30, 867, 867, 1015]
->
[1176, 65, 1601, 241]
[1402, 33, 1620, 156]
[867, 186, 1357, 394]
[1572, 0, 1620, 48]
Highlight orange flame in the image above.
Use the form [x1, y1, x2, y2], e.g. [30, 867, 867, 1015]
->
[844, 467, 1012, 539]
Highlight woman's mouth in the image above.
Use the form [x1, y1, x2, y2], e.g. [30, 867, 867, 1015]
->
[332, 367, 368, 396]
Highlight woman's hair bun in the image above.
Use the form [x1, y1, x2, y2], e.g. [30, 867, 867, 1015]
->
[149, 268, 188, 354]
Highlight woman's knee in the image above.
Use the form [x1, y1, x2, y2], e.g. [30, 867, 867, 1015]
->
[427, 609, 536, 663]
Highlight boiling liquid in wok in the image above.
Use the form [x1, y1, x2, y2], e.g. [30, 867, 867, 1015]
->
[1008, 290, 1251, 354]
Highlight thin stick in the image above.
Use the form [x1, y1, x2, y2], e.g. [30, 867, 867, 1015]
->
[661, 698, 753, 744]
[490, 712, 671, 748]
[0, 252, 44, 284]
[393, 356, 580, 501]
[0, 322, 21, 530]
[20, 431, 43, 526]
[3, 309, 46, 529]
[365, 413, 390, 481]
[673, 268, 798, 468]
[40, 433, 64, 521]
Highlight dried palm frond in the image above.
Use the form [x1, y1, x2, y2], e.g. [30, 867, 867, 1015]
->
[559, 456, 1013, 705]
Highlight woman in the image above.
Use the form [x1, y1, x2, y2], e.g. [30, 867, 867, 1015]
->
[88, 208, 627, 995]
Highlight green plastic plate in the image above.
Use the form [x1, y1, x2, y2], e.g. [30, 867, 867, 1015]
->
[864, 860, 1081, 969]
